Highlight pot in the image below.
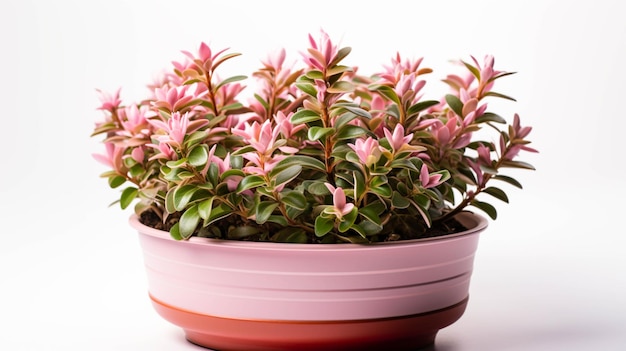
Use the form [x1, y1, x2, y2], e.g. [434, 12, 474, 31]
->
[130, 211, 488, 351]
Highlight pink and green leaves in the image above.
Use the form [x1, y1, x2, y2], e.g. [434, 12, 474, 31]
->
[92, 29, 537, 243]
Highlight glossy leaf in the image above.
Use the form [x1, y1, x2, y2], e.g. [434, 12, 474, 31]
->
[476, 112, 506, 124]
[391, 191, 411, 209]
[169, 223, 183, 241]
[197, 197, 215, 220]
[188, 145, 208, 167]
[272, 165, 302, 188]
[493, 175, 523, 189]
[315, 216, 334, 237]
[237, 175, 266, 193]
[483, 187, 509, 203]
[335, 125, 367, 140]
[291, 109, 321, 124]
[407, 100, 440, 116]
[281, 191, 307, 210]
[327, 81, 354, 94]
[338, 207, 358, 232]
[120, 187, 138, 209]
[275, 156, 326, 173]
[227, 225, 260, 239]
[445, 94, 464, 117]
[108, 175, 126, 189]
[178, 204, 200, 239]
[256, 201, 279, 224]
[501, 160, 536, 170]
[471, 200, 497, 220]
[308, 127, 334, 141]
[173, 184, 197, 211]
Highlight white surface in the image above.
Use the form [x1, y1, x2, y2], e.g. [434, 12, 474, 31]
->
[1, 0, 626, 350]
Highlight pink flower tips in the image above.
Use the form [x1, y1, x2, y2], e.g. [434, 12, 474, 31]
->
[324, 183, 355, 218]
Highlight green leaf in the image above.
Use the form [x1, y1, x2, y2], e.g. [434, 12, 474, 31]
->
[295, 82, 317, 97]
[370, 184, 392, 198]
[165, 189, 176, 214]
[305, 70, 324, 80]
[185, 130, 209, 147]
[483, 187, 509, 203]
[484, 91, 517, 102]
[353, 171, 366, 200]
[407, 100, 440, 116]
[414, 194, 431, 209]
[327, 81, 354, 94]
[227, 225, 260, 239]
[197, 197, 215, 220]
[275, 156, 326, 173]
[391, 191, 411, 209]
[462, 60, 481, 80]
[256, 201, 279, 224]
[169, 223, 183, 241]
[305, 180, 331, 196]
[370, 84, 401, 105]
[338, 207, 358, 232]
[272, 228, 308, 243]
[206, 203, 233, 225]
[332, 103, 372, 119]
[166, 158, 187, 169]
[237, 175, 266, 193]
[315, 216, 334, 237]
[308, 127, 334, 141]
[291, 109, 321, 124]
[108, 175, 126, 189]
[445, 94, 464, 117]
[188, 145, 209, 167]
[359, 205, 381, 225]
[266, 215, 289, 226]
[352, 220, 383, 237]
[173, 184, 197, 211]
[272, 165, 302, 188]
[493, 175, 523, 189]
[120, 187, 138, 209]
[471, 200, 497, 220]
[280, 191, 307, 210]
[178, 205, 200, 239]
[335, 125, 367, 140]
[500, 160, 536, 170]
[475, 112, 506, 124]
[327, 65, 352, 77]
[214, 75, 247, 91]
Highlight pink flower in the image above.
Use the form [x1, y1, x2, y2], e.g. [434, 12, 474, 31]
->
[348, 137, 382, 167]
[304, 29, 339, 71]
[476, 143, 492, 165]
[275, 111, 305, 139]
[152, 83, 207, 113]
[420, 164, 444, 189]
[146, 141, 177, 161]
[148, 111, 189, 147]
[92, 142, 126, 173]
[181, 42, 231, 72]
[324, 183, 354, 218]
[96, 88, 122, 112]
[118, 104, 154, 138]
[383, 124, 413, 153]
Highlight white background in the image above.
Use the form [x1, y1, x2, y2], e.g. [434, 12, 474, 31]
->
[1, 0, 625, 350]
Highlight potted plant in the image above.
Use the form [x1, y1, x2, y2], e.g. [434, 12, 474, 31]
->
[92, 29, 537, 350]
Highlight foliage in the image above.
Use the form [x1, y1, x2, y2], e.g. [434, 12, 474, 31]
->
[92, 29, 537, 243]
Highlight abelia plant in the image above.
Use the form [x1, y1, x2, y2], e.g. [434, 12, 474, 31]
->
[92, 29, 537, 243]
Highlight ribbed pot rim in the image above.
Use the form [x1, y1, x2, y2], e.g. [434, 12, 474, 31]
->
[129, 211, 488, 250]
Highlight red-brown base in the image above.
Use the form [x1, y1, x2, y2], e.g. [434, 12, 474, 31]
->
[150, 295, 469, 351]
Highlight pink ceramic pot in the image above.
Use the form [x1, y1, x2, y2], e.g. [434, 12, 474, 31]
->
[130, 211, 488, 351]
